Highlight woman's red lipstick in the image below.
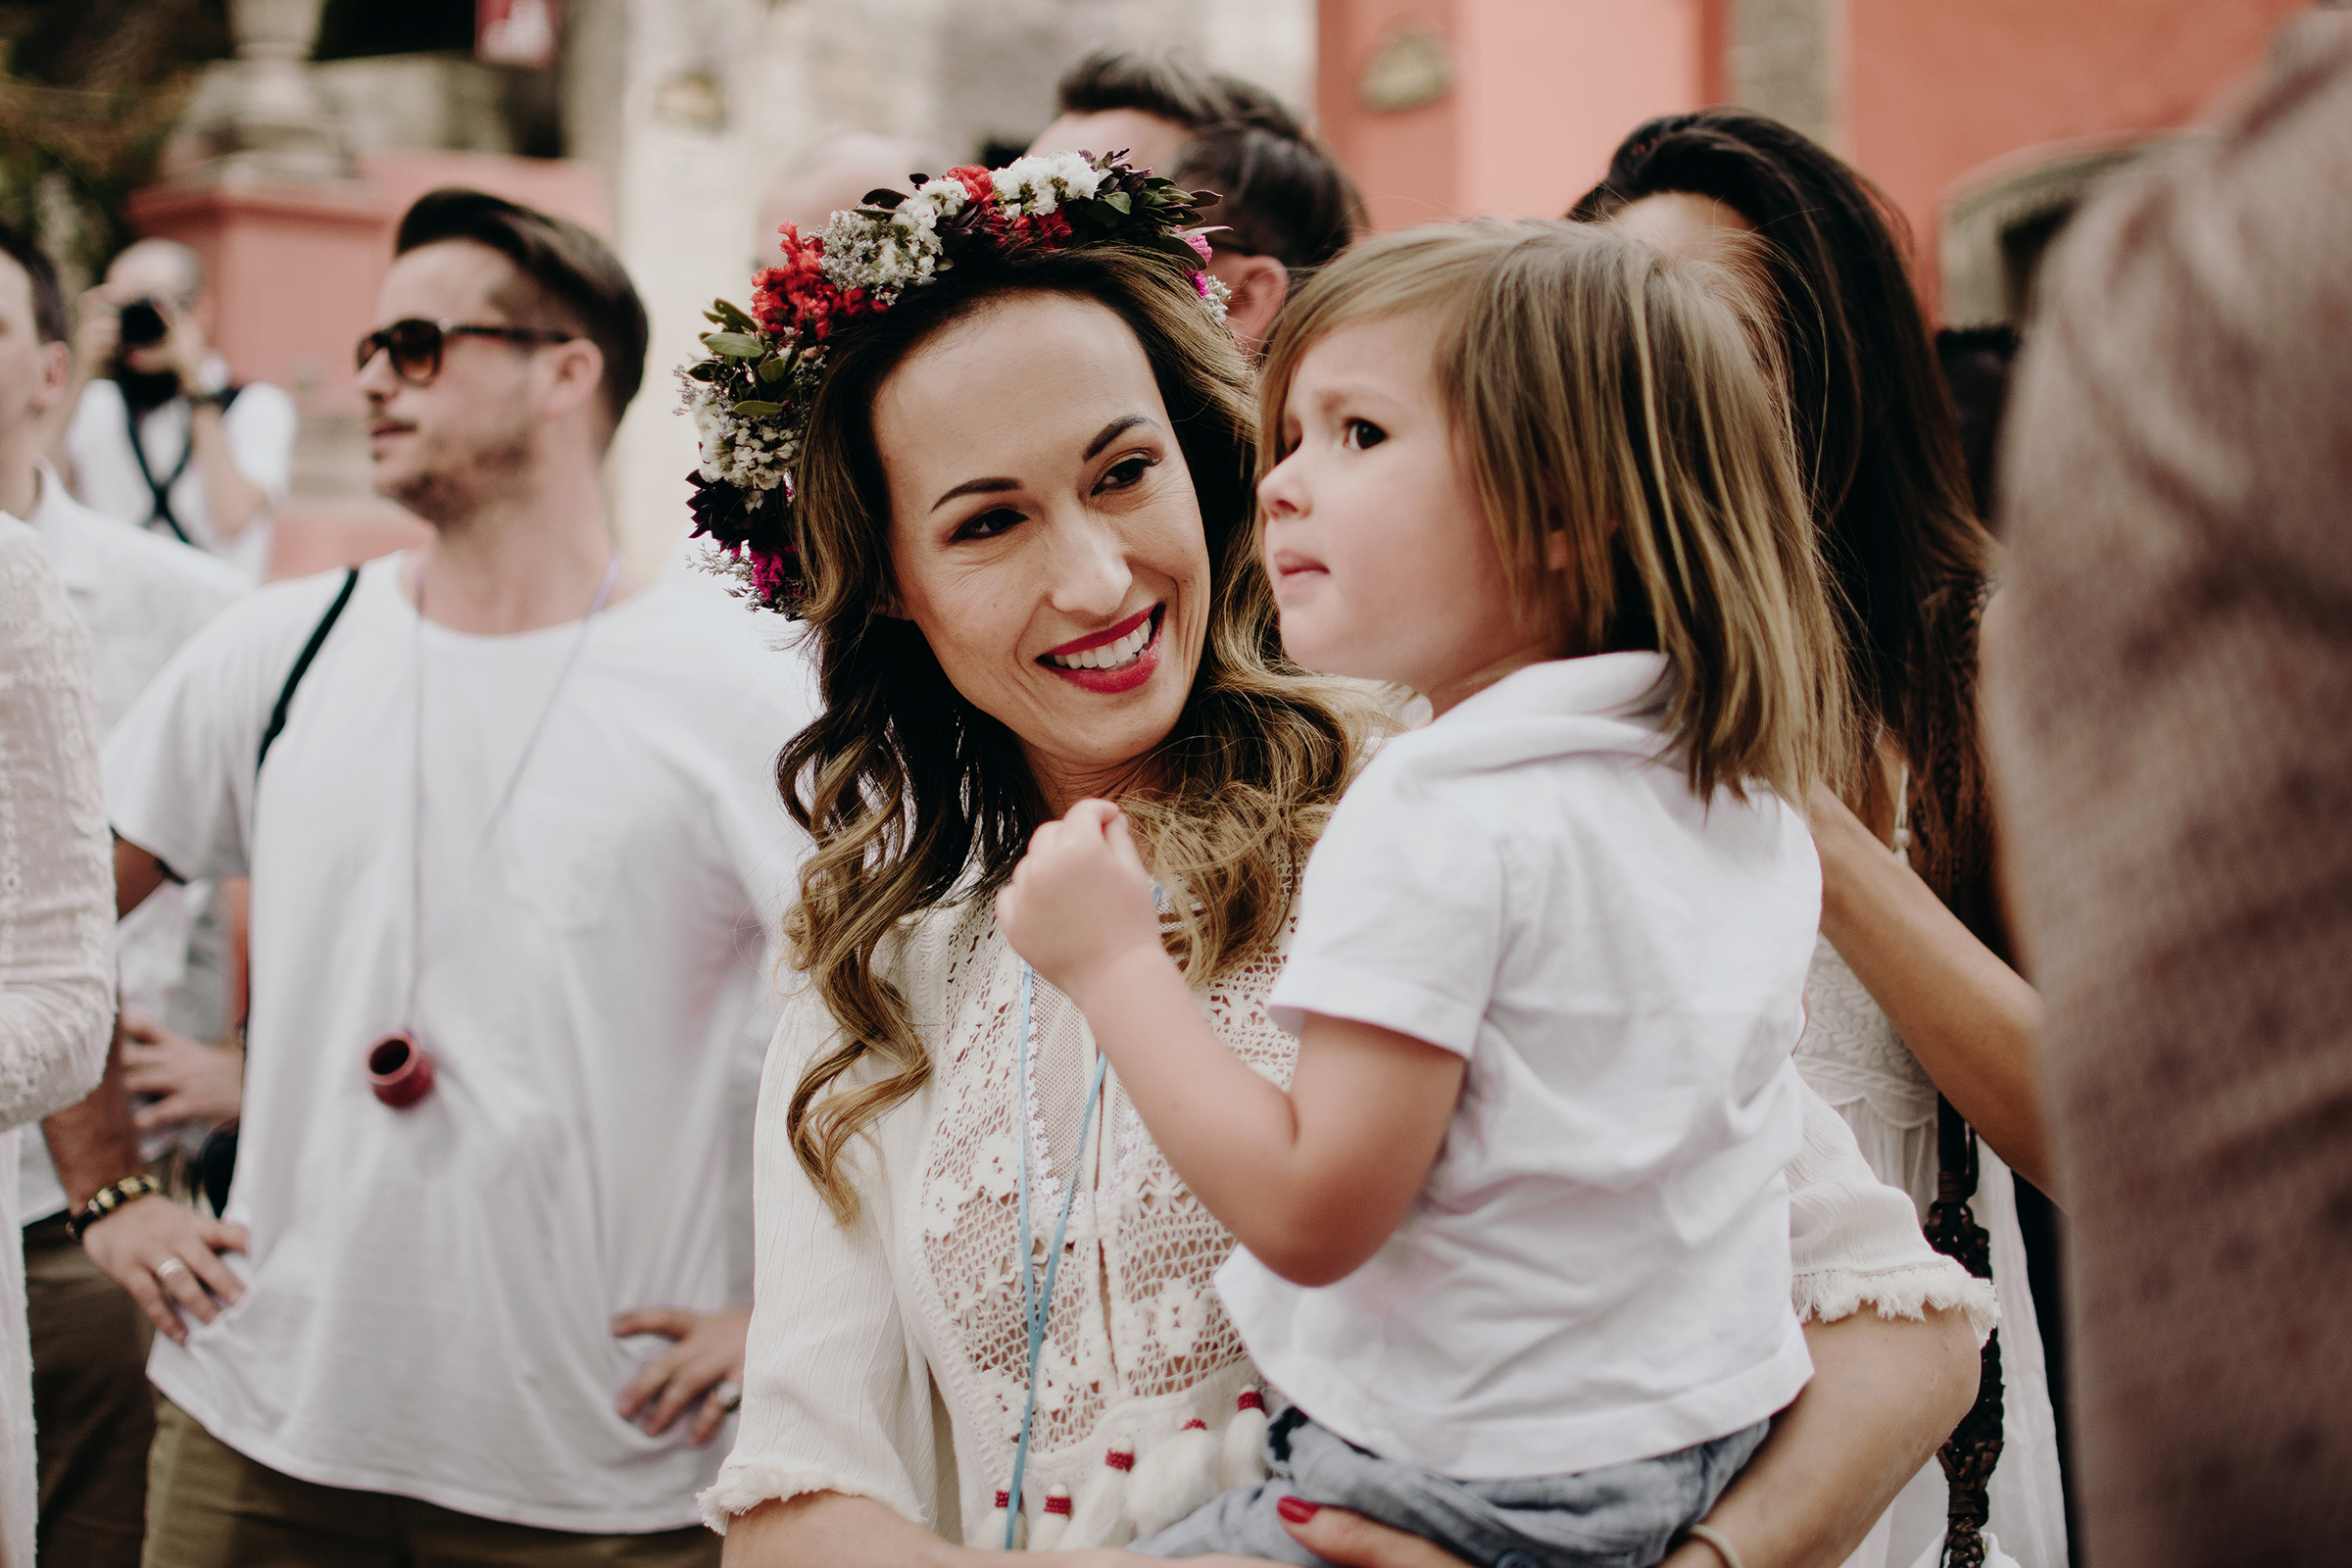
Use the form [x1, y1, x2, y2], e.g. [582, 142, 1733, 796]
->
[1038, 605, 1163, 694]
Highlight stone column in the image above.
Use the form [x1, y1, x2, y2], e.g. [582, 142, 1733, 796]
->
[165, 0, 353, 186]
[1729, 0, 1841, 153]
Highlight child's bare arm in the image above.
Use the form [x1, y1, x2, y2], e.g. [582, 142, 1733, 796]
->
[998, 800, 1464, 1286]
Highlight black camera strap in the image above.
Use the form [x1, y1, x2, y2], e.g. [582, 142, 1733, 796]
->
[200, 564, 360, 1217]
[124, 385, 241, 546]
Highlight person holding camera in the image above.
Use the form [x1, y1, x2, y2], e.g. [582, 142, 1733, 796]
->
[52, 238, 295, 584]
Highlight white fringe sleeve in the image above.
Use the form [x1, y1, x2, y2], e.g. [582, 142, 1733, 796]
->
[700, 979, 942, 1534]
[1788, 1081, 1999, 1345]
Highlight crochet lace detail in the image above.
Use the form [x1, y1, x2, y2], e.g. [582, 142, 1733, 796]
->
[1798, 932, 1937, 1134]
[911, 898, 1295, 1484]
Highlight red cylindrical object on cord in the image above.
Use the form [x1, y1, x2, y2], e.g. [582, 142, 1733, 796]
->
[366, 1031, 436, 1108]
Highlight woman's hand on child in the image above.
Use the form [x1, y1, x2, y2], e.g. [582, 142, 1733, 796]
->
[997, 799, 1164, 999]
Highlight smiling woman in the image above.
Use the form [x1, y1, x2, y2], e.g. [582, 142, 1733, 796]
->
[704, 167, 1993, 1568]
[775, 243, 1372, 1230]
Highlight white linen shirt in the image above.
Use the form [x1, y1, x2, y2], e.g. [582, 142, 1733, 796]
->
[104, 556, 812, 1531]
[1227, 652, 1817, 1479]
[18, 462, 246, 1223]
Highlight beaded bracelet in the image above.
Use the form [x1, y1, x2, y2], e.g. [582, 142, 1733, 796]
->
[68, 1174, 163, 1242]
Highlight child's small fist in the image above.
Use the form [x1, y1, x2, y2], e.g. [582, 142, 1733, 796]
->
[997, 800, 1161, 996]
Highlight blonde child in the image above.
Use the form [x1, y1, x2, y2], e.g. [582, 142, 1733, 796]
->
[996, 219, 1849, 1568]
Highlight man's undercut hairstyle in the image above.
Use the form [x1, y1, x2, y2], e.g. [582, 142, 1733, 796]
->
[0, 219, 69, 344]
[395, 187, 649, 426]
[1054, 48, 1298, 136]
[1173, 122, 1364, 270]
[1055, 51, 1365, 273]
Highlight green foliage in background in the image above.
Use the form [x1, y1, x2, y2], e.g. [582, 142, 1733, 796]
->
[0, 0, 229, 291]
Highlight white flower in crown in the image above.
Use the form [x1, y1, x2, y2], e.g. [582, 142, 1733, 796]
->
[814, 172, 984, 298]
[991, 150, 1103, 215]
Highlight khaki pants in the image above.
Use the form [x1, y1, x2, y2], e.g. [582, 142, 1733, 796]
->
[27, 1212, 157, 1568]
[145, 1398, 721, 1568]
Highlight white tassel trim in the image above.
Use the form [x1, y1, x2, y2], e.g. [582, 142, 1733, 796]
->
[1060, 1446, 1135, 1549]
[1031, 1485, 1073, 1550]
[1126, 1418, 1222, 1540]
[977, 1489, 1025, 1550]
[1217, 1389, 1270, 1491]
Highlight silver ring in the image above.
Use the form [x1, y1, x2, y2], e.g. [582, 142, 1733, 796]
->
[154, 1257, 189, 1282]
[711, 1380, 743, 1413]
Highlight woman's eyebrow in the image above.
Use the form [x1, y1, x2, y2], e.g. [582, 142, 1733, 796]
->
[1084, 414, 1155, 461]
[928, 416, 1158, 512]
[930, 475, 1019, 513]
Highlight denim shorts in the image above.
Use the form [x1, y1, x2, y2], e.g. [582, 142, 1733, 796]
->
[1133, 1407, 1769, 1568]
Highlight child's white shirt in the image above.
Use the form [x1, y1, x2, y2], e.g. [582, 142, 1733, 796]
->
[1220, 651, 1817, 1480]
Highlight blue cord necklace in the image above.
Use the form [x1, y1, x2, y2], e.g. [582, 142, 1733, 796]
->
[1004, 957, 1110, 1548]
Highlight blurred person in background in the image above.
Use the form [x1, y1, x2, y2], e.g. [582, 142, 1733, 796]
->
[63, 187, 810, 1566]
[1984, 13, 2352, 1562]
[1030, 50, 1365, 350]
[0, 218, 246, 1568]
[50, 237, 296, 584]
[1576, 110, 2070, 1568]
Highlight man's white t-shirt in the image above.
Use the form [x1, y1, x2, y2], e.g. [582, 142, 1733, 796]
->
[1222, 652, 1818, 1480]
[68, 372, 296, 584]
[17, 463, 246, 1223]
[105, 556, 812, 1531]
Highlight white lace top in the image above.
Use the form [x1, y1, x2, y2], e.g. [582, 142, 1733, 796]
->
[0, 516, 120, 1568]
[708, 893, 1995, 1544]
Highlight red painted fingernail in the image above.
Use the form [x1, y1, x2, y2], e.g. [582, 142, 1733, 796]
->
[1276, 1496, 1320, 1525]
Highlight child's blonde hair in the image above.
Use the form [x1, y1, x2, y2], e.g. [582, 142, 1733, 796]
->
[1257, 218, 1852, 803]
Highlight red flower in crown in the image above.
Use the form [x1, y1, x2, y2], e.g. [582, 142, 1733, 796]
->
[945, 165, 997, 207]
[689, 151, 1229, 615]
[1001, 209, 1074, 249]
[752, 226, 877, 343]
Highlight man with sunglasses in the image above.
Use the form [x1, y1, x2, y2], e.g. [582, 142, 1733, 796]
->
[61, 187, 812, 1566]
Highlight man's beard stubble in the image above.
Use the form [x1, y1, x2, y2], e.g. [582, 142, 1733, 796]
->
[378, 418, 535, 527]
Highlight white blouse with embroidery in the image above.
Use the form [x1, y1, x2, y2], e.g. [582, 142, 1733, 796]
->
[707, 895, 1996, 1545]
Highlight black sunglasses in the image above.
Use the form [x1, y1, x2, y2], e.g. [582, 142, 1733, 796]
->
[355, 318, 577, 386]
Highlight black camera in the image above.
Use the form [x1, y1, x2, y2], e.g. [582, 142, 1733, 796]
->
[118, 298, 169, 347]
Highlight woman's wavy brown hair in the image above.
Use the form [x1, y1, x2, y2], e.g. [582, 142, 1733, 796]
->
[779, 242, 1375, 1221]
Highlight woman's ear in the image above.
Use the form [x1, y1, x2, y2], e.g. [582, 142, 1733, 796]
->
[1544, 527, 1574, 571]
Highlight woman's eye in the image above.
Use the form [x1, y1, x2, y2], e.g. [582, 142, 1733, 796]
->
[952, 507, 1024, 541]
[1096, 453, 1158, 494]
[1341, 418, 1388, 452]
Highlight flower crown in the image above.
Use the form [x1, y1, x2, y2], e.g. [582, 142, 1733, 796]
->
[682, 150, 1229, 615]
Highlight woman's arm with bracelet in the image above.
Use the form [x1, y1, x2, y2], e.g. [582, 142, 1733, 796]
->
[1809, 784, 2050, 1192]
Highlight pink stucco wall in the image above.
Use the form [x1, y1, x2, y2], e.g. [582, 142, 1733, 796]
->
[1318, 0, 1709, 230]
[1845, 0, 2309, 298]
[1322, 0, 2309, 300]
